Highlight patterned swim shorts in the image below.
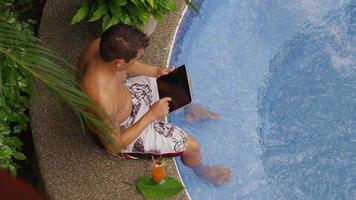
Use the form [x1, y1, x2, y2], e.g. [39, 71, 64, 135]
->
[119, 76, 188, 159]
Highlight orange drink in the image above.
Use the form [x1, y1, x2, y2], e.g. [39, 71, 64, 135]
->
[151, 161, 165, 183]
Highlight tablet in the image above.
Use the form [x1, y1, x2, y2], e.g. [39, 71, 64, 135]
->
[156, 65, 192, 113]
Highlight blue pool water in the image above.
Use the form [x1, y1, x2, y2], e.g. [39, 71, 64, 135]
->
[169, 0, 356, 199]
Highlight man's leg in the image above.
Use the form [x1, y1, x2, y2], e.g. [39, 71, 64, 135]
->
[181, 134, 232, 186]
[184, 77, 220, 122]
[184, 103, 220, 122]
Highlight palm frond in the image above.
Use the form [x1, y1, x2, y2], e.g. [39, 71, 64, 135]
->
[0, 20, 120, 151]
[184, 0, 200, 15]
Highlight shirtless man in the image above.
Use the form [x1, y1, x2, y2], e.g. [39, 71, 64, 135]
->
[79, 24, 231, 186]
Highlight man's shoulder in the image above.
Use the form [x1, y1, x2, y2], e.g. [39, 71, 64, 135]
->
[79, 38, 103, 79]
[82, 38, 100, 61]
[78, 39, 99, 76]
[88, 38, 101, 52]
[81, 80, 115, 117]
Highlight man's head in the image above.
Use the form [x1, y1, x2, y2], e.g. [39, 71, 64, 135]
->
[99, 24, 149, 70]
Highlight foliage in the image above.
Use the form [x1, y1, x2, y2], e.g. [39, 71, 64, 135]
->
[71, 0, 197, 31]
[0, 0, 116, 176]
[0, 54, 30, 176]
[136, 176, 184, 200]
[0, 19, 118, 150]
[0, 0, 35, 176]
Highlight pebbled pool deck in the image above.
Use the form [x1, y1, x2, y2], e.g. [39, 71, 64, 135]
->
[30, 0, 188, 199]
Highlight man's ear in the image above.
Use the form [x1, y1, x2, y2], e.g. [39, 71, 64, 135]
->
[137, 49, 145, 60]
[113, 59, 127, 70]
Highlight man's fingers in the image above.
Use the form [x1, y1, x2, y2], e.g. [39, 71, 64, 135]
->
[161, 97, 172, 102]
[169, 66, 176, 72]
[168, 66, 176, 72]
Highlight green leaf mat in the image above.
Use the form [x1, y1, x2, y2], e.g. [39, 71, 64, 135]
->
[136, 176, 184, 200]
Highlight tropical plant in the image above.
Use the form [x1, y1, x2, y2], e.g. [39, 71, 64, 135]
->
[0, 45, 30, 176]
[0, 0, 36, 176]
[71, 0, 198, 31]
[0, 17, 117, 176]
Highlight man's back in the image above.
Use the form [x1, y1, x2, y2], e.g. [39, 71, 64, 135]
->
[79, 39, 133, 129]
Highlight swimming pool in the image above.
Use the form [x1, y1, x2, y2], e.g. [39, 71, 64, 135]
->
[168, 0, 356, 199]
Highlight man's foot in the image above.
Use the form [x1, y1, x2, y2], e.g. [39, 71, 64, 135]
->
[184, 103, 220, 123]
[193, 165, 232, 186]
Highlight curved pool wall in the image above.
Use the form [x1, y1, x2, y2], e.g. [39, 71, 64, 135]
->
[169, 0, 356, 199]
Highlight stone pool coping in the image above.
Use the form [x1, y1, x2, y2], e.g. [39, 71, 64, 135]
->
[30, 0, 188, 199]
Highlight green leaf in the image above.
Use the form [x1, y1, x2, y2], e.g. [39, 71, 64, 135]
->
[130, 0, 140, 6]
[12, 151, 26, 160]
[13, 124, 28, 133]
[88, 0, 99, 17]
[102, 14, 111, 31]
[4, 137, 23, 149]
[0, 130, 11, 135]
[121, 11, 133, 25]
[113, 0, 127, 7]
[88, 2, 108, 22]
[126, 3, 149, 23]
[146, 0, 155, 8]
[71, 2, 90, 25]
[0, 113, 8, 122]
[0, 148, 12, 159]
[152, 13, 164, 24]
[8, 164, 17, 176]
[160, 0, 177, 11]
[136, 176, 184, 199]
[103, 13, 120, 31]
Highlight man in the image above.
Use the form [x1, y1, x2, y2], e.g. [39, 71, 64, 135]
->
[79, 24, 231, 186]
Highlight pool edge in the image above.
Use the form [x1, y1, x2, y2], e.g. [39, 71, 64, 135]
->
[165, 5, 193, 200]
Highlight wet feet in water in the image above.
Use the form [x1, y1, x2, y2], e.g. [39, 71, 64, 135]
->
[184, 103, 220, 123]
[193, 165, 232, 186]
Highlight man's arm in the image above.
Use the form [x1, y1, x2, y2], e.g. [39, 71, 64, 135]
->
[91, 97, 172, 153]
[127, 61, 175, 77]
[82, 85, 148, 152]
[94, 111, 154, 153]
[127, 61, 157, 77]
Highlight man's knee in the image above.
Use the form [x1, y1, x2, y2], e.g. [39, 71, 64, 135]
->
[186, 134, 200, 153]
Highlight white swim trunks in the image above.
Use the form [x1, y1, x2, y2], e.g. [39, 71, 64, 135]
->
[119, 76, 188, 159]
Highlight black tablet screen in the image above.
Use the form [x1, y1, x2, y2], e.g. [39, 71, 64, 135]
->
[156, 65, 192, 113]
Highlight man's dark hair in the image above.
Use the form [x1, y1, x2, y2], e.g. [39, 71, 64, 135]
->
[99, 24, 149, 62]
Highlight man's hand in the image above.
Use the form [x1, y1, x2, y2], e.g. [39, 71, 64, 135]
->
[146, 97, 172, 121]
[155, 66, 176, 78]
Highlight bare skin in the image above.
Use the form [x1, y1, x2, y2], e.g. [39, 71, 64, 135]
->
[185, 103, 220, 123]
[184, 77, 220, 123]
[79, 38, 232, 186]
